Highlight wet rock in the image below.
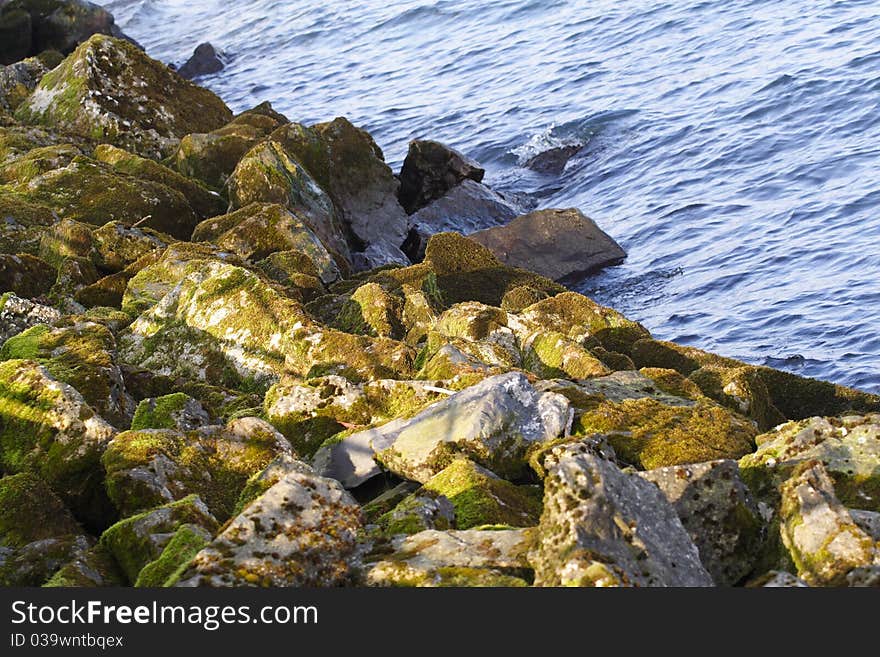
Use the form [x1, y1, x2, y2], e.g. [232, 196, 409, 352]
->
[397, 139, 485, 214]
[365, 528, 533, 587]
[0, 359, 116, 528]
[470, 208, 626, 282]
[271, 118, 409, 269]
[102, 417, 292, 520]
[16, 35, 232, 159]
[640, 460, 764, 585]
[404, 180, 521, 262]
[0, 252, 55, 298]
[227, 141, 351, 264]
[0, 320, 135, 427]
[313, 371, 572, 487]
[778, 461, 877, 586]
[531, 443, 714, 586]
[0, 292, 60, 342]
[176, 464, 362, 587]
[523, 143, 583, 175]
[98, 494, 218, 584]
[130, 392, 212, 431]
[740, 414, 880, 512]
[177, 43, 225, 80]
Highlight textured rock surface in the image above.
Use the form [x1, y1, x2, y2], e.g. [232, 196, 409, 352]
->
[398, 139, 485, 214]
[531, 443, 714, 586]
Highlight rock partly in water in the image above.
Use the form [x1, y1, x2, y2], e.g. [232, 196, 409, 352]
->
[397, 139, 485, 214]
[177, 43, 225, 80]
[531, 443, 714, 586]
[522, 142, 584, 175]
[470, 208, 626, 282]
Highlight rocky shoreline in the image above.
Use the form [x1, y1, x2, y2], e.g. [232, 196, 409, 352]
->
[1, 1, 879, 588]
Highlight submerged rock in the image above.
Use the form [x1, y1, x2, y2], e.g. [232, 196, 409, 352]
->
[177, 43, 225, 80]
[313, 371, 572, 487]
[523, 143, 583, 175]
[532, 443, 714, 586]
[15, 35, 231, 159]
[176, 463, 362, 587]
[470, 208, 626, 282]
[397, 139, 485, 214]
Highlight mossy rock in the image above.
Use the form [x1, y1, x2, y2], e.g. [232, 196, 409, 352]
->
[374, 490, 456, 537]
[173, 123, 265, 192]
[435, 301, 507, 342]
[0, 320, 135, 426]
[0, 252, 55, 297]
[130, 392, 211, 431]
[400, 284, 438, 345]
[99, 494, 218, 584]
[0, 358, 117, 530]
[500, 285, 550, 312]
[134, 523, 212, 587]
[420, 458, 542, 529]
[255, 248, 342, 294]
[102, 418, 291, 520]
[4, 0, 120, 56]
[91, 220, 173, 273]
[38, 217, 98, 268]
[13, 156, 200, 240]
[690, 364, 786, 431]
[15, 34, 232, 159]
[74, 270, 129, 308]
[0, 532, 91, 586]
[576, 397, 757, 470]
[522, 330, 610, 381]
[0, 471, 82, 548]
[333, 282, 404, 339]
[94, 144, 226, 219]
[638, 367, 705, 400]
[0, 190, 58, 255]
[48, 253, 99, 300]
[43, 542, 126, 587]
[0, 142, 81, 184]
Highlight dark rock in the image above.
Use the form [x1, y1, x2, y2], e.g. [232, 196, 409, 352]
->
[470, 208, 626, 281]
[0, 10, 32, 66]
[403, 179, 522, 262]
[398, 139, 485, 214]
[177, 42, 225, 80]
[0, 252, 55, 297]
[523, 143, 583, 175]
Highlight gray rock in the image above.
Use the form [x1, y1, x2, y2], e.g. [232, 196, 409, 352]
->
[531, 443, 714, 587]
[746, 570, 809, 587]
[313, 372, 572, 487]
[375, 490, 456, 536]
[404, 179, 521, 262]
[851, 509, 880, 541]
[365, 528, 533, 587]
[470, 208, 626, 282]
[0, 293, 61, 343]
[639, 459, 764, 585]
[398, 139, 485, 214]
[523, 143, 584, 175]
[846, 566, 880, 587]
[0, 56, 47, 110]
[779, 461, 877, 586]
[176, 464, 363, 587]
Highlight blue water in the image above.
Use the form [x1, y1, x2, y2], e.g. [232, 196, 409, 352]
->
[98, 0, 880, 393]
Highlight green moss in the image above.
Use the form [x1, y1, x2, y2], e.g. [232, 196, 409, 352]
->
[43, 543, 126, 588]
[0, 472, 81, 548]
[134, 524, 210, 587]
[522, 330, 610, 381]
[334, 282, 403, 339]
[130, 393, 192, 430]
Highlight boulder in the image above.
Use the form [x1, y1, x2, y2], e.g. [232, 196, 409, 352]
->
[373, 490, 456, 536]
[0, 252, 55, 297]
[102, 417, 292, 520]
[470, 208, 626, 282]
[91, 220, 173, 273]
[0, 56, 49, 111]
[365, 528, 533, 587]
[176, 463, 362, 587]
[1, 532, 91, 586]
[521, 330, 610, 380]
[43, 542, 125, 587]
[397, 139, 485, 214]
[403, 180, 521, 262]
[0, 359, 116, 528]
[130, 392, 212, 431]
[313, 371, 572, 487]
[134, 523, 212, 587]
[38, 218, 98, 268]
[531, 443, 714, 586]
[177, 43, 225, 80]
[332, 282, 404, 339]
[746, 570, 809, 587]
[640, 460, 764, 585]
[523, 143, 583, 175]
[15, 35, 232, 159]
[0, 190, 58, 256]
[778, 461, 877, 586]
[0, 292, 60, 342]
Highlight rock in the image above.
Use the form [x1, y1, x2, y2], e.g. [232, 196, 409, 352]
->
[523, 143, 583, 175]
[0, 292, 60, 342]
[470, 208, 626, 282]
[640, 460, 764, 585]
[0, 359, 116, 528]
[0, 56, 48, 111]
[102, 417, 292, 520]
[689, 364, 786, 431]
[176, 464, 362, 587]
[0, 190, 59, 256]
[265, 376, 445, 457]
[333, 282, 404, 339]
[13, 156, 201, 240]
[374, 490, 456, 536]
[362, 481, 421, 521]
[0, 9, 31, 66]
[851, 509, 880, 541]
[271, 118, 409, 269]
[38, 218, 98, 268]
[403, 180, 521, 262]
[521, 330, 610, 380]
[91, 220, 173, 273]
[417, 458, 542, 529]
[134, 523, 212, 587]
[227, 141, 351, 264]
[3, 0, 127, 59]
[1, 532, 91, 585]
[16, 35, 232, 159]
[177, 43, 225, 80]
[397, 139, 485, 214]
[531, 443, 714, 586]
[130, 392, 212, 431]
[93, 144, 225, 219]
[192, 202, 342, 284]
[313, 371, 572, 487]
[746, 570, 809, 587]
[740, 415, 880, 512]
[43, 542, 125, 586]
[778, 461, 877, 586]
[0, 252, 55, 297]
[98, 494, 218, 584]
[233, 453, 314, 515]
[0, 472, 82, 548]
[365, 528, 533, 587]
[0, 320, 135, 427]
